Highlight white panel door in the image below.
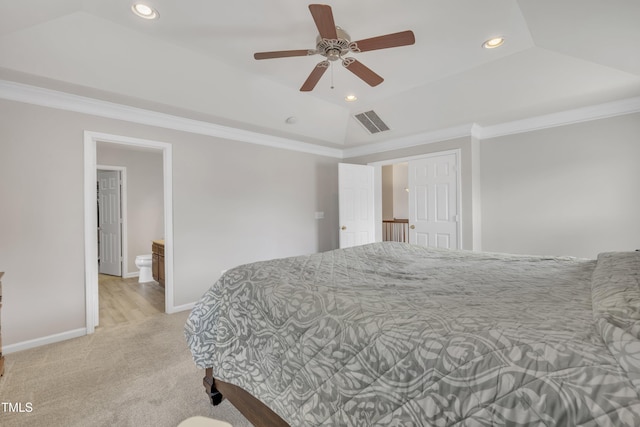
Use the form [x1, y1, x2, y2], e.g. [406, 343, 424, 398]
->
[98, 170, 122, 276]
[408, 153, 459, 249]
[339, 163, 375, 248]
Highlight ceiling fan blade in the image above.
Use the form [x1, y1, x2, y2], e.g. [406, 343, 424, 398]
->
[309, 4, 338, 40]
[300, 61, 330, 91]
[350, 30, 415, 52]
[254, 50, 313, 60]
[342, 58, 384, 87]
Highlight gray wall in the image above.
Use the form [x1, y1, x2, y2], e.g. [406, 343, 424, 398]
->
[480, 113, 640, 258]
[381, 165, 393, 220]
[0, 98, 340, 346]
[381, 164, 410, 221]
[392, 163, 409, 219]
[97, 144, 164, 274]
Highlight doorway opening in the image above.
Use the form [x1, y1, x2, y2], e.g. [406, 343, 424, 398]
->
[381, 163, 410, 243]
[96, 158, 166, 327]
[370, 149, 462, 249]
[84, 131, 174, 334]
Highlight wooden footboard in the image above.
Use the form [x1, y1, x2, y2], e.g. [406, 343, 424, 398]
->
[203, 368, 289, 427]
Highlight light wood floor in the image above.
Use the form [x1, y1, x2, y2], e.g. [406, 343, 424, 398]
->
[98, 274, 165, 328]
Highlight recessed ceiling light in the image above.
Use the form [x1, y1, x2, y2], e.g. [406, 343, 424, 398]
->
[345, 95, 358, 102]
[132, 3, 159, 20]
[482, 36, 505, 49]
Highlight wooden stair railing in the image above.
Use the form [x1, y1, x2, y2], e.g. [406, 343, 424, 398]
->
[383, 219, 409, 243]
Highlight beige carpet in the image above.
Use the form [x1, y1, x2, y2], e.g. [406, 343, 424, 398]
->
[0, 311, 253, 427]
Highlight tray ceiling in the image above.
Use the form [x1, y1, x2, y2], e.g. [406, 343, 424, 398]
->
[1, 0, 639, 150]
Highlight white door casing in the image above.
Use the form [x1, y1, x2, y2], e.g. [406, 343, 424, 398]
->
[338, 163, 375, 248]
[85, 131, 174, 335]
[408, 152, 460, 249]
[97, 170, 122, 276]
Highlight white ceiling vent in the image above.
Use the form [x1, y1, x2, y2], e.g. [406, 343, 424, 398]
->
[354, 110, 390, 134]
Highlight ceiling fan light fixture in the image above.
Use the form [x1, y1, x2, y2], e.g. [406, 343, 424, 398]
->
[253, 4, 416, 92]
[482, 36, 505, 49]
[132, 3, 159, 20]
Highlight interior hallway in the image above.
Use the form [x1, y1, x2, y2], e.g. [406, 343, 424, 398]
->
[98, 274, 165, 328]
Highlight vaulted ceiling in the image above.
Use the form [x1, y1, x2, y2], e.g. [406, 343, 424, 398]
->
[1, 0, 639, 152]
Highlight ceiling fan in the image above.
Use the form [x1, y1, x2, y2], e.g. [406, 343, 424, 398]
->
[253, 4, 415, 92]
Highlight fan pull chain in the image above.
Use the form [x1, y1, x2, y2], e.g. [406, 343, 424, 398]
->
[330, 61, 334, 89]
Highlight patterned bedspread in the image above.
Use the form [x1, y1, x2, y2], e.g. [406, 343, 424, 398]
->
[185, 242, 640, 426]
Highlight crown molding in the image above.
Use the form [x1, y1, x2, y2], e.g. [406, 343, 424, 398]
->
[343, 96, 640, 157]
[476, 96, 640, 140]
[0, 80, 343, 159]
[2, 79, 639, 160]
[342, 124, 476, 158]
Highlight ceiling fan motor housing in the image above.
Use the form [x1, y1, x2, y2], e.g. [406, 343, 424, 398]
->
[316, 27, 352, 61]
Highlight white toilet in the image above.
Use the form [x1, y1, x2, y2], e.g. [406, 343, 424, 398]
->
[135, 254, 153, 283]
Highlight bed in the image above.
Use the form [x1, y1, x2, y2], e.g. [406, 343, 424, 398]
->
[185, 242, 640, 426]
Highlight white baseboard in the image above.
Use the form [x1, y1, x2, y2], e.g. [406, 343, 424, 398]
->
[122, 271, 139, 279]
[4, 303, 195, 353]
[169, 301, 196, 314]
[3, 328, 87, 354]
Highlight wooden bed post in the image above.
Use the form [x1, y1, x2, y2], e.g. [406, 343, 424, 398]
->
[203, 367, 223, 406]
[202, 368, 290, 426]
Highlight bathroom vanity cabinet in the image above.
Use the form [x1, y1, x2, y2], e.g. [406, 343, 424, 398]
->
[0, 272, 4, 376]
[152, 240, 165, 288]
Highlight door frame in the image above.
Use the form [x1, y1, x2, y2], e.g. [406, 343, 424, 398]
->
[97, 166, 127, 277]
[368, 149, 463, 248]
[84, 131, 174, 334]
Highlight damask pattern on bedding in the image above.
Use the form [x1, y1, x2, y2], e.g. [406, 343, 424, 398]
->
[185, 242, 640, 426]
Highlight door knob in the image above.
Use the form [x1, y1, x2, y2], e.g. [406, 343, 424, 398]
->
[410, 225, 415, 229]
[341, 226, 347, 230]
